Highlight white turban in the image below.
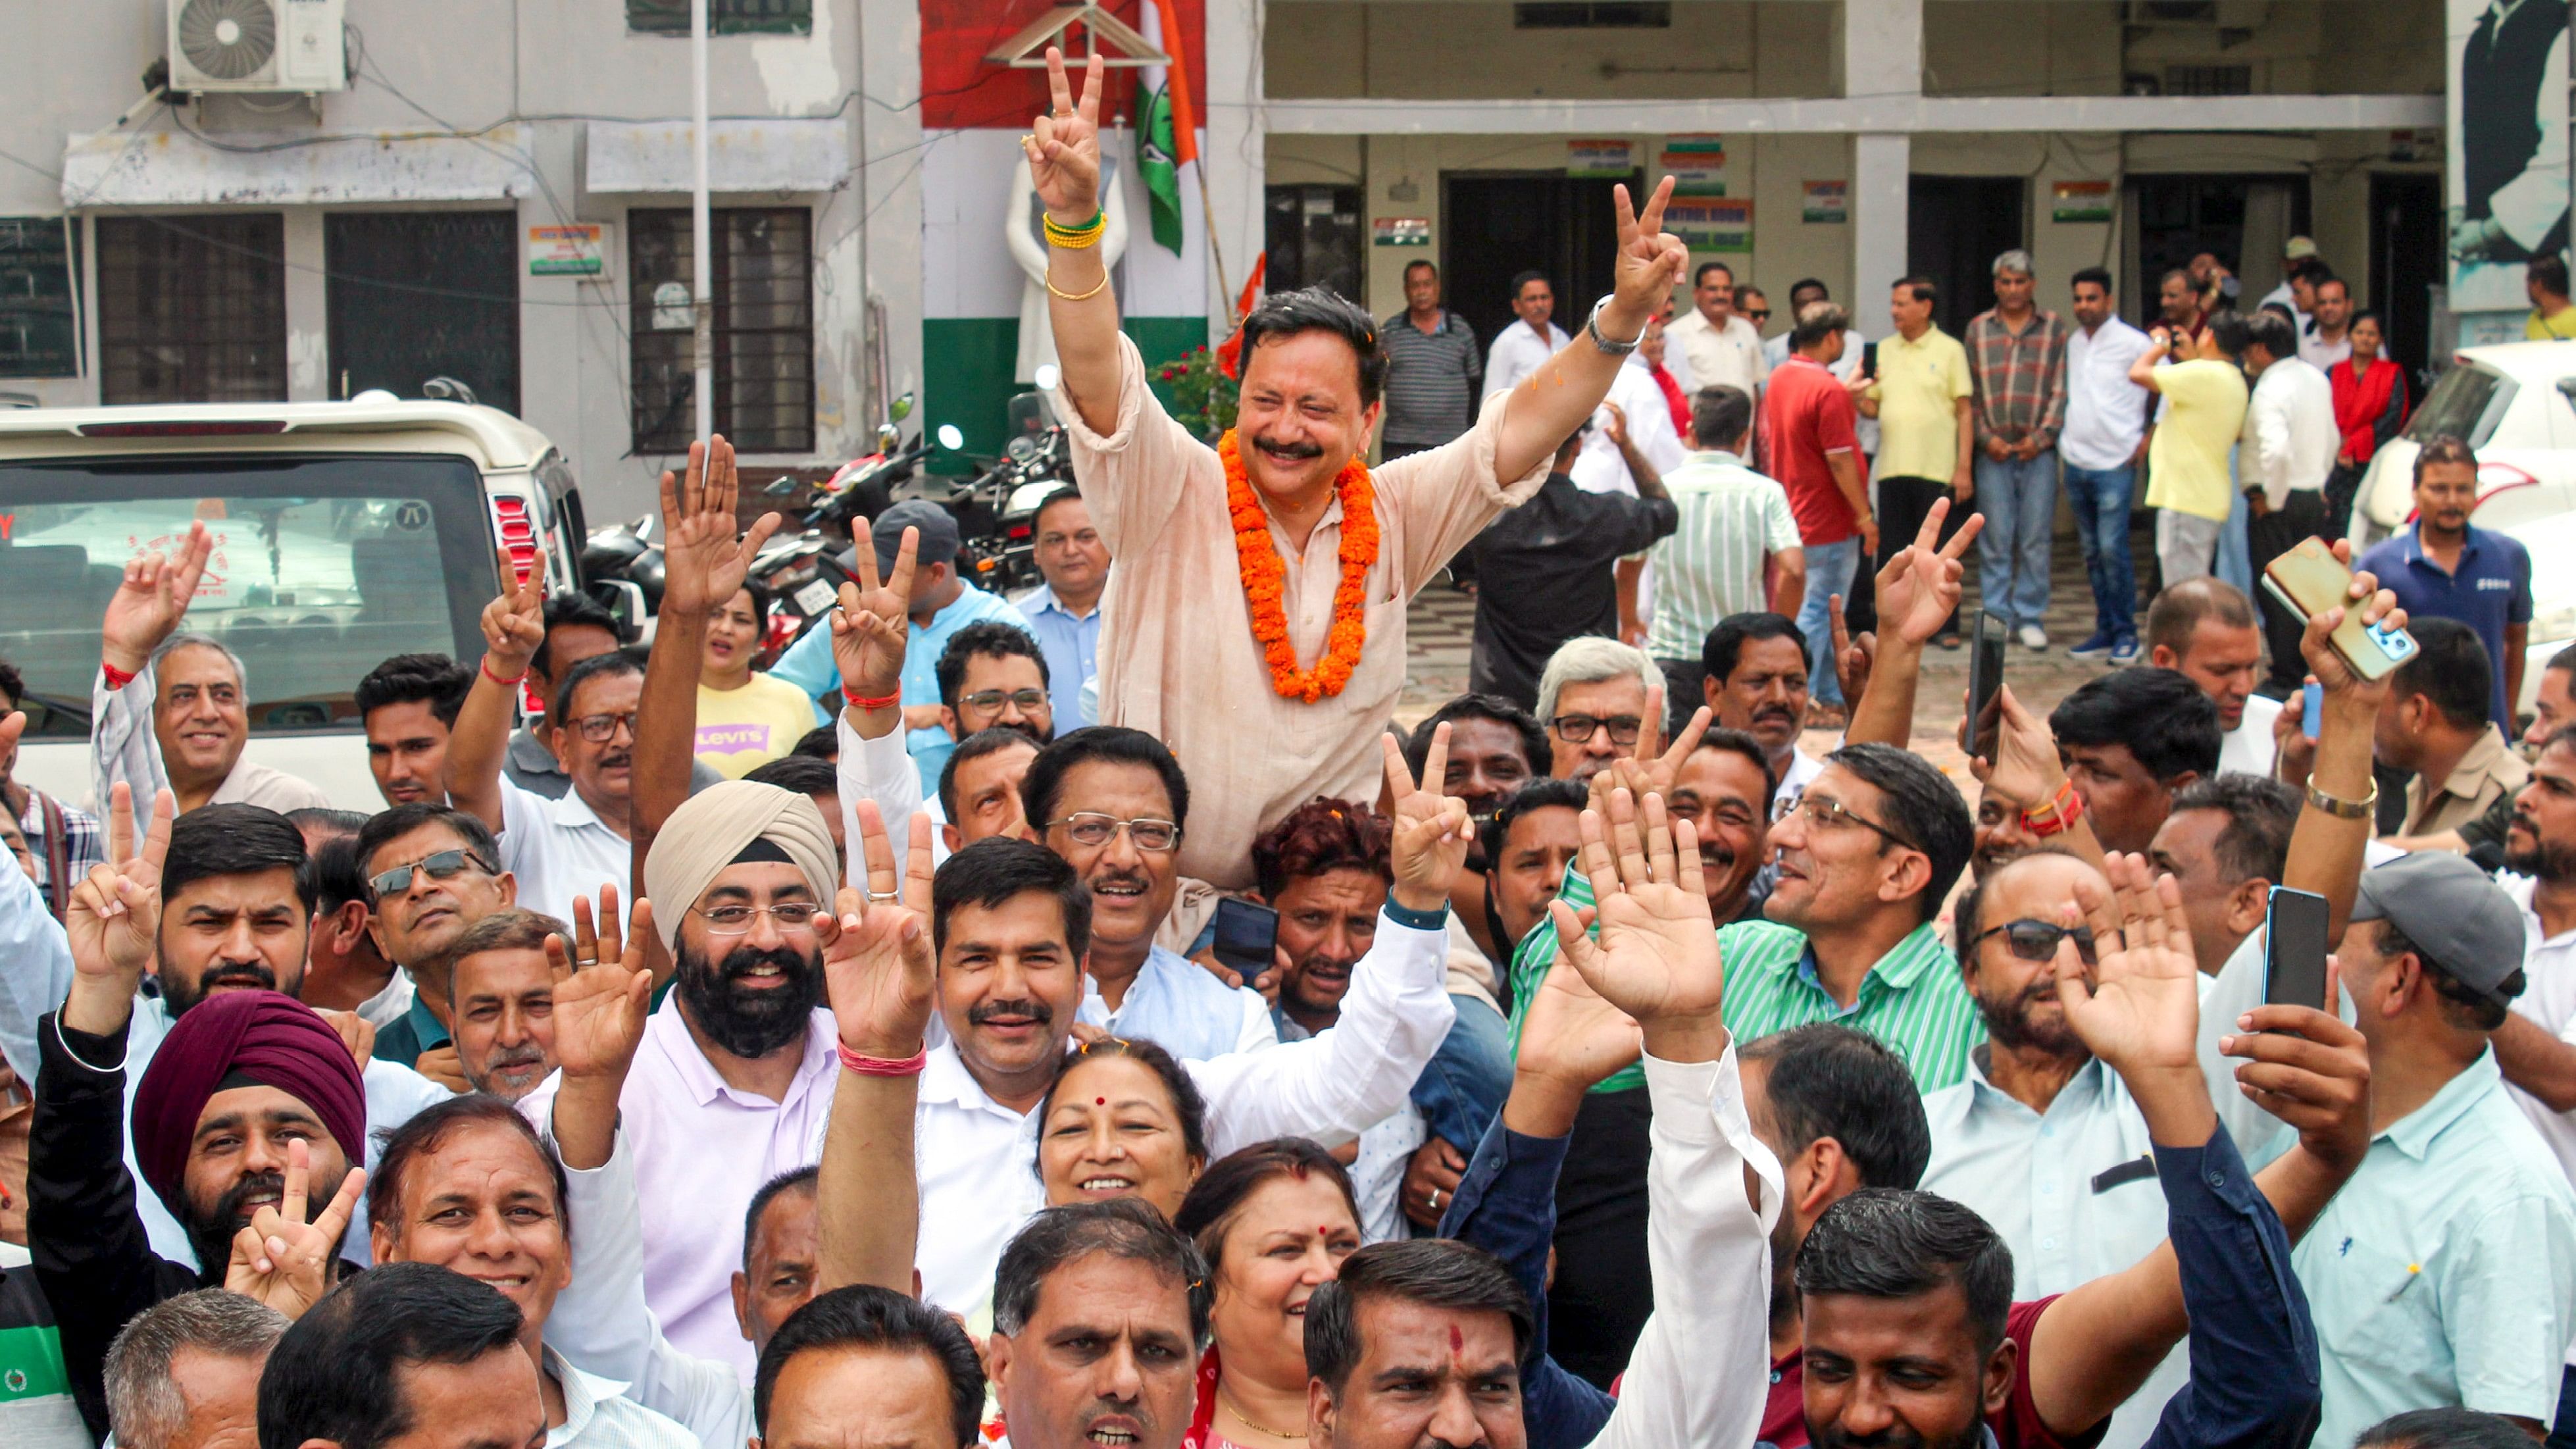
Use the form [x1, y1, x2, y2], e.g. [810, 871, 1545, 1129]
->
[642, 780, 841, 953]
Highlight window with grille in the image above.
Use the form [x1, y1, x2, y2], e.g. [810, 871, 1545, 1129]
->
[97, 214, 287, 404]
[2163, 64, 2254, 95]
[626, 0, 809, 35]
[628, 208, 815, 455]
[0, 217, 79, 379]
[1514, 3, 1670, 28]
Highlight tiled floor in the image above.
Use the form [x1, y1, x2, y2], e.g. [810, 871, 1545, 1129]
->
[1400, 514, 2161, 786]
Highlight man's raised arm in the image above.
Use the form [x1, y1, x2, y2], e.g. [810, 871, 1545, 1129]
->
[447, 550, 547, 836]
[1026, 49, 1126, 439]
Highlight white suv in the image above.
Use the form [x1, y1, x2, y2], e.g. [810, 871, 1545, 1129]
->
[0, 399, 586, 811]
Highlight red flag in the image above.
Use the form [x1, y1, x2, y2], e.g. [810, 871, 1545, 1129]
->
[1150, 0, 1198, 167]
[1215, 255, 1268, 377]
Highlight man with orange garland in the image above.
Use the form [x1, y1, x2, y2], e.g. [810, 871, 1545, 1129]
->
[1026, 49, 1688, 888]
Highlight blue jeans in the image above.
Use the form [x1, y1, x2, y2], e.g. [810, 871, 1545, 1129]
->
[1409, 994, 1515, 1155]
[1973, 450, 2058, 629]
[2061, 464, 2138, 642]
[1797, 536, 1860, 706]
[2215, 445, 2253, 596]
[2550, 1361, 2576, 1449]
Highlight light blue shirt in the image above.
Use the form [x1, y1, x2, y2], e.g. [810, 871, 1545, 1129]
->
[2296, 1048, 2576, 1447]
[1018, 585, 1101, 728]
[1077, 946, 1275, 1063]
[1921, 1051, 2183, 1449]
[769, 578, 1026, 796]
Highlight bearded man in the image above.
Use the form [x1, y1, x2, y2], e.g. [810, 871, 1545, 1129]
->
[518, 777, 843, 1379]
[1028, 47, 1686, 886]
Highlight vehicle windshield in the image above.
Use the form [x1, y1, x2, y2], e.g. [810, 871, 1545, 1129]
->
[0, 453, 495, 738]
[2405, 362, 2515, 449]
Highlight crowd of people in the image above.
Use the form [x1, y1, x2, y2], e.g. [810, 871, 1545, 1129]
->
[3, 47, 2574, 1449]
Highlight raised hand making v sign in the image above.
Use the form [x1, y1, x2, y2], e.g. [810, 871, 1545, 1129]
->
[1018, 42, 1692, 890]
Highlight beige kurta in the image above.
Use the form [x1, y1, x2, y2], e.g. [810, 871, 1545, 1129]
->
[1056, 333, 1548, 888]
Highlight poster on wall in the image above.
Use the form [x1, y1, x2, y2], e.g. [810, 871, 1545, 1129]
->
[1802, 181, 1848, 224]
[2050, 182, 2112, 223]
[1659, 136, 1727, 195]
[1669, 197, 1752, 252]
[2446, 0, 2569, 320]
[1566, 138, 1634, 178]
[1373, 217, 1430, 247]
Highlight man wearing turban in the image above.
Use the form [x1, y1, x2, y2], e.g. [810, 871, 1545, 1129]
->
[524, 778, 844, 1378]
[30, 986, 364, 1436]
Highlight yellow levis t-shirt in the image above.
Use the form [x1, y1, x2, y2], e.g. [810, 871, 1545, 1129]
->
[1867, 326, 1975, 482]
[694, 673, 825, 778]
[2144, 359, 2249, 522]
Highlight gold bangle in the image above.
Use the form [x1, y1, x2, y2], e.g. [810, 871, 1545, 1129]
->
[1044, 213, 1107, 249]
[2303, 777, 2377, 821]
[1045, 270, 1111, 302]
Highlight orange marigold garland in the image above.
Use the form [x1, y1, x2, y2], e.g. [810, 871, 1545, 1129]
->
[1219, 430, 1379, 702]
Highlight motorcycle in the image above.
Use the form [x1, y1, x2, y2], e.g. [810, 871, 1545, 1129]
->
[936, 372, 1076, 594]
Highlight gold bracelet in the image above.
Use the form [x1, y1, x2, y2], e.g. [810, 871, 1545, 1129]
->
[1043, 213, 1107, 249]
[2303, 776, 2377, 821]
[1045, 270, 1111, 302]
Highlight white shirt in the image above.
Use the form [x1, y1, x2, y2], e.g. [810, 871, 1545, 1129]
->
[1665, 309, 1769, 398]
[905, 907, 1458, 1323]
[1484, 319, 1571, 396]
[2220, 693, 2284, 777]
[544, 1346, 700, 1449]
[2240, 357, 2338, 511]
[2504, 875, 2576, 1184]
[1922, 1054, 2184, 1449]
[1078, 946, 1276, 1061]
[2299, 328, 2353, 371]
[1569, 363, 1687, 497]
[2060, 317, 2156, 470]
[355, 969, 417, 1030]
[525, 1001, 842, 1381]
[495, 776, 634, 928]
[1774, 748, 1825, 816]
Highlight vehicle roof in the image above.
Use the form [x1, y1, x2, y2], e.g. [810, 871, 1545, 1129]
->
[2461, 340, 2576, 380]
[0, 400, 553, 470]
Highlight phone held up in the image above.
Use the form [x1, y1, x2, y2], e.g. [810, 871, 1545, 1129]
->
[2263, 886, 2331, 1017]
[1959, 610, 2009, 762]
[1211, 897, 1280, 979]
[2260, 537, 2417, 682]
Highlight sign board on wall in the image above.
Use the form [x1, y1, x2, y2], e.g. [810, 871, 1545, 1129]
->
[1566, 138, 1634, 178]
[2050, 182, 2112, 222]
[1373, 216, 1430, 247]
[0, 216, 78, 378]
[2446, 0, 2567, 318]
[528, 224, 609, 278]
[1802, 180, 1848, 224]
[1659, 135, 1727, 195]
[1668, 197, 1752, 252]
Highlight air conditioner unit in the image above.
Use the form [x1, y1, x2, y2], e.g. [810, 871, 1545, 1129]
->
[167, 0, 348, 95]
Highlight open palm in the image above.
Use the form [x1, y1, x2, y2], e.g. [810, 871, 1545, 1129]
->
[2054, 854, 2201, 1077]
[1518, 952, 1644, 1094]
[1549, 789, 1723, 1027]
[545, 888, 653, 1080]
[661, 434, 783, 616]
[102, 522, 213, 671]
[830, 521, 919, 704]
[820, 801, 938, 1059]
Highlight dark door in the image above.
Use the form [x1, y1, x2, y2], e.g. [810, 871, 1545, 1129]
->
[2369, 172, 2442, 392]
[326, 212, 520, 413]
[1907, 177, 2027, 336]
[1265, 184, 1365, 303]
[2131, 175, 2313, 326]
[1440, 171, 1638, 361]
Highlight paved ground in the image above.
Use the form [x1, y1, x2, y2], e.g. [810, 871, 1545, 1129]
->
[1398, 515, 2156, 794]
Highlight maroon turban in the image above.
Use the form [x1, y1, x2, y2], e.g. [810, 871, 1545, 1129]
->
[132, 990, 366, 1220]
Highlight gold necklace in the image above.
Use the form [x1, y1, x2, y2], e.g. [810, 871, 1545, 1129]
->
[1219, 1384, 1307, 1441]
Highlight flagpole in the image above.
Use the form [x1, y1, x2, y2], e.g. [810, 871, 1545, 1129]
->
[1196, 157, 1237, 329]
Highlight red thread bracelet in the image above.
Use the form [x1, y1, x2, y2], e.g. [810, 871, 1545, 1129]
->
[100, 660, 137, 690]
[846, 688, 900, 711]
[482, 658, 528, 687]
[836, 1040, 928, 1077]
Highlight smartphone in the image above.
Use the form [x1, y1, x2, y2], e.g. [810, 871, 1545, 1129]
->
[2260, 537, 2419, 682]
[1959, 610, 2009, 761]
[2302, 680, 2323, 739]
[1859, 340, 1879, 379]
[2263, 886, 2331, 1015]
[1211, 897, 1280, 977]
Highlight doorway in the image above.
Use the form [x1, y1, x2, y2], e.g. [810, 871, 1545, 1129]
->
[2369, 172, 2442, 391]
[1907, 177, 2027, 336]
[2129, 175, 2313, 326]
[326, 211, 520, 413]
[1265, 184, 1365, 303]
[1440, 171, 1639, 361]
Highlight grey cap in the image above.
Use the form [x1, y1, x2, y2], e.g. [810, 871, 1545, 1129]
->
[871, 499, 960, 574]
[2350, 852, 2527, 1000]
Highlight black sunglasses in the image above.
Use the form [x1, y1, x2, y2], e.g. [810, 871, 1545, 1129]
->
[1971, 919, 2098, 965]
[368, 848, 491, 900]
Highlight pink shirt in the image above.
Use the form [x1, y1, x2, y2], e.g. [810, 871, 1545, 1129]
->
[1056, 334, 1547, 887]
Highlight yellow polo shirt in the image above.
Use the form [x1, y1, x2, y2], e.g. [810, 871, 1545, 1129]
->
[2142, 359, 2248, 522]
[1867, 326, 1974, 482]
[2531, 307, 2576, 342]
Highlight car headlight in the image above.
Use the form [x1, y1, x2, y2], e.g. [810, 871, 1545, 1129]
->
[2535, 602, 2576, 646]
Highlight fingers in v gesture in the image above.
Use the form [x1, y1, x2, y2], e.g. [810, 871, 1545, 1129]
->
[480, 542, 548, 667]
[1626, 684, 1711, 800]
[831, 520, 920, 706]
[819, 801, 938, 1059]
[545, 888, 653, 1083]
[1609, 177, 1689, 313]
[1879, 496, 1984, 647]
[69, 782, 172, 985]
[1024, 47, 1105, 220]
[103, 521, 215, 668]
[1382, 725, 1473, 914]
[225, 1136, 366, 1321]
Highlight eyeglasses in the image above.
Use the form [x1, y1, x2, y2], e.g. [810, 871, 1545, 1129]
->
[1790, 794, 1920, 853]
[692, 902, 824, 934]
[1742, 309, 1772, 324]
[961, 688, 1049, 713]
[1971, 919, 2098, 965]
[1549, 714, 1642, 746]
[1048, 813, 1183, 852]
[568, 711, 640, 744]
[368, 848, 492, 900]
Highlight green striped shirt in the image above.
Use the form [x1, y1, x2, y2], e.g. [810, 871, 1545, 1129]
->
[1507, 866, 1984, 1093]
[1640, 451, 1805, 661]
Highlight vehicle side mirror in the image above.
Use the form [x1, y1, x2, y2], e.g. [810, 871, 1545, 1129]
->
[889, 392, 915, 422]
[588, 578, 649, 632]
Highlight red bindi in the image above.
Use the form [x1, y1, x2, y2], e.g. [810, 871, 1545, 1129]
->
[1095, 1096, 1107, 1106]
[1449, 1325, 1463, 1354]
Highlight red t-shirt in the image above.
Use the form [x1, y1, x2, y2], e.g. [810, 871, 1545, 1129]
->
[1759, 355, 1865, 547]
[1759, 1298, 2103, 1449]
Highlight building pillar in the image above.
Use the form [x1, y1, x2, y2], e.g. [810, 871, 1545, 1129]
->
[1203, 0, 1265, 340]
[1842, 0, 1921, 309]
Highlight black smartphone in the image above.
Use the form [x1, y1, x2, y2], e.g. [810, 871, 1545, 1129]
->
[2263, 886, 2331, 1014]
[1211, 897, 1280, 977]
[1860, 340, 1879, 378]
[1960, 610, 2008, 761]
